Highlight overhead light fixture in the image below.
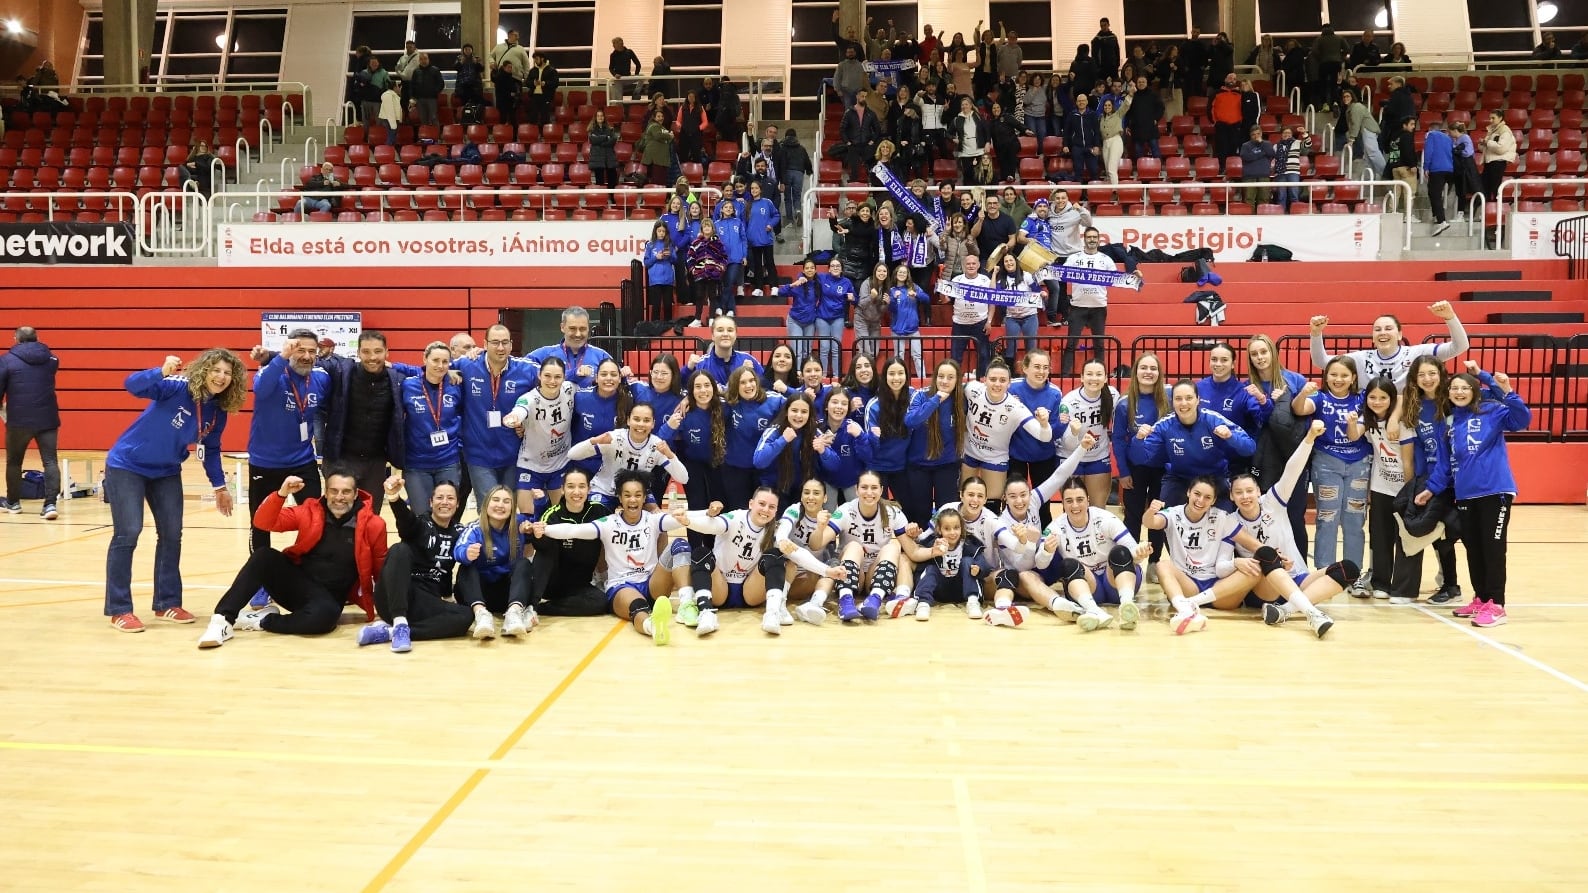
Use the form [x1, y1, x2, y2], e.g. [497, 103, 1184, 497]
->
[1539, 1, 1559, 24]
[1374, 8, 1389, 29]
[214, 33, 226, 49]
[5, 19, 24, 34]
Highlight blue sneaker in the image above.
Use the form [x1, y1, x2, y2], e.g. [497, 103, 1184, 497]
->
[859, 594, 882, 621]
[837, 594, 860, 623]
[390, 622, 412, 653]
[357, 621, 391, 647]
[249, 588, 271, 609]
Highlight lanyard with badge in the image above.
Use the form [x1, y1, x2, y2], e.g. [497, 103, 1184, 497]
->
[194, 398, 218, 463]
[421, 377, 449, 447]
[485, 363, 505, 429]
[287, 372, 311, 442]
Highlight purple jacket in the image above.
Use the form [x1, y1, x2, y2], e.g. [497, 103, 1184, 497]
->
[0, 340, 61, 429]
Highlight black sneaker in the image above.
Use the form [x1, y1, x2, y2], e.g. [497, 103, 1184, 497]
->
[1427, 584, 1462, 605]
[41, 503, 58, 521]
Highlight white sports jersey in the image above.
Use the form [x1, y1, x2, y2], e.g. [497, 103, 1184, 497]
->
[592, 510, 670, 588]
[1047, 507, 1136, 574]
[587, 431, 676, 497]
[964, 382, 1041, 465]
[934, 502, 1003, 569]
[1160, 505, 1240, 582]
[1341, 344, 1440, 389]
[918, 532, 979, 578]
[1060, 250, 1115, 308]
[775, 505, 823, 550]
[510, 382, 576, 473]
[1232, 490, 1305, 573]
[713, 510, 773, 583]
[1059, 386, 1119, 463]
[995, 505, 1045, 571]
[1365, 426, 1411, 497]
[828, 499, 906, 558]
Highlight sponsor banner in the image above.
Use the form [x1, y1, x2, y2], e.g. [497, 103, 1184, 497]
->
[219, 220, 652, 267]
[1093, 214, 1380, 262]
[0, 222, 136, 265]
[1509, 211, 1580, 259]
[262, 312, 363, 359]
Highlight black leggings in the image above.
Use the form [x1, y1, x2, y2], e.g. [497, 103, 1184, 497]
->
[214, 548, 343, 635]
[1368, 490, 1420, 597]
[1121, 463, 1167, 562]
[646, 284, 674, 321]
[4, 424, 59, 503]
[881, 469, 928, 526]
[682, 456, 723, 553]
[374, 543, 473, 640]
[455, 559, 534, 613]
[527, 546, 606, 615]
[719, 465, 761, 517]
[1457, 493, 1512, 605]
[908, 463, 963, 524]
[247, 461, 322, 553]
[747, 245, 776, 287]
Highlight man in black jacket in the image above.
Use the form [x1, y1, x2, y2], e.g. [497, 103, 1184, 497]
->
[0, 326, 61, 517]
[1091, 18, 1121, 81]
[359, 475, 474, 651]
[409, 53, 445, 127]
[526, 51, 559, 127]
[608, 37, 643, 100]
[1126, 75, 1165, 158]
[1064, 93, 1102, 184]
[840, 91, 883, 183]
[1180, 28, 1209, 97]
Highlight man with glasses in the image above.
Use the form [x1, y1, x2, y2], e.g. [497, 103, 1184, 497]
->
[455, 324, 537, 498]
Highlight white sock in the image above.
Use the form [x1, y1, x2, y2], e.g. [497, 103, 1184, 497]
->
[1189, 591, 1216, 609]
[642, 617, 654, 636]
[473, 605, 491, 622]
[1070, 588, 1101, 612]
[1282, 588, 1318, 614]
[895, 583, 911, 598]
[994, 592, 1013, 609]
[1118, 582, 1137, 604]
[392, 615, 408, 627]
[677, 585, 695, 606]
[809, 589, 829, 608]
[765, 588, 784, 610]
[1169, 594, 1196, 615]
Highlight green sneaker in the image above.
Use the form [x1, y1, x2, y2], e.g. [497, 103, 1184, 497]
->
[650, 597, 672, 645]
[676, 598, 700, 628]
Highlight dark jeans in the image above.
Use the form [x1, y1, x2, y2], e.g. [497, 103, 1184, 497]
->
[1427, 170, 1451, 224]
[1482, 160, 1508, 202]
[1070, 147, 1100, 183]
[1121, 463, 1167, 562]
[1457, 492, 1512, 605]
[340, 454, 390, 515]
[248, 461, 322, 553]
[5, 424, 59, 503]
[103, 466, 186, 616]
[747, 245, 777, 288]
[882, 469, 929, 527]
[456, 559, 534, 613]
[374, 543, 473, 640]
[915, 561, 980, 605]
[951, 320, 991, 376]
[1059, 306, 1107, 376]
[214, 548, 345, 634]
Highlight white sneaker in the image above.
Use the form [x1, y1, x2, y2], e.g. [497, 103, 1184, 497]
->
[1078, 608, 1115, 632]
[886, 596, 918, 619]
[1388, 594, 1414, 605]
[751, 288, 764, 297]
[965, 596, 983, 619]
[686, 319, 704, 329]
[915, 601, 931, 621]
[471, 614, 498, 640]
[1170, 611, 1207, 635]
[1262, 601, 1291, 626]
[777, 601, 795, 626]
[502, 604, 528, 637]
[696, 609, 720, 636]
[1309, 611, 1335, 639]
[197, 614, 233, 649]
[794, 602, 827, 625]
[1432, 222, 1451, 236]
[1118, 600, 1140, 630]
[1372, 589, 1391, 600]
[233, 604, 280, 632]
[1048, 596, 1084, 621]
[761, 608, 783, 635]
[983, 606, 1025, 627]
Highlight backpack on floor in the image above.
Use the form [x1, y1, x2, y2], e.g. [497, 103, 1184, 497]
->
[18, 470, 48, 500]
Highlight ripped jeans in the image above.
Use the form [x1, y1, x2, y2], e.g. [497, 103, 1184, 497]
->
[1310, 451, 1370, 571]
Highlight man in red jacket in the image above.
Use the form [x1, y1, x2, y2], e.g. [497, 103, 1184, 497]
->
[199, 466, 388, 649]
[1209, 73, 1245, 170]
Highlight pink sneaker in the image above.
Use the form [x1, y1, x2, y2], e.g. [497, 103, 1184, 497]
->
[1452, 597, 1487, 619]
[1472, 602, 1508, 628]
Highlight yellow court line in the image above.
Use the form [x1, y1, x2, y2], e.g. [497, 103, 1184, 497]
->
[359, 618, 626, 893]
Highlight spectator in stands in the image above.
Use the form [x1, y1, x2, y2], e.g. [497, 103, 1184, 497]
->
[198, 468, 387, 650]
[1274, 124, 1311, 211]
[527, 52, 559, 127]
[640, 109, 673, 185]
[1208, 32, 1235, 94]
[1238, 125, 1277, 207]
[0, 327, 61, 518]
[744, 180, 781, 295]
[781, 129, 813, 227]
[378, 77, 404, 146]
[949, 96, 990, 184]
[834, 45, 867, 112]
[32, 59, 60, 88]
[974, 21, 999, 101]
[1382, 76, 1420, 127]
[644, 222, 676, 321]
[840, 90, 883, 183]
[492, 61, 521, 127]
[987, 101, 1025, 183]
[1057, 228, 1114, 376]
[1247, 34, 1279, 80]
[1574, 33, 1588, 60]
[1126, 75, 1164, 159]
[490, 29, 530, 92]
[397, 40, 421, 108]
[997, 27, 1023, 80]
[410, 53, 444, 128]
[1240, 78, 1261, 132]
[1383, 116, 1420, 216]
[1099, 86, 1133, 185]
[1021, 73, 1050, 145]
[831, 10, 866, 60]
[1209, 73, 1244, 167]
[649, 55, 675, 98]
[357, 56, 389, 126]
[298, 162, 343, 215]
[971, 194, 1017, 263]
[1064, 92, 1102, 184]
[587, 109, 619, 190]
[1451, 121, 1480, 217]
[1091, 19, 1121, 81]
[715, 76, 743, 148]
[1068, 45, 1100, 97]
[1348, 28, 1382, 71]
[1339, 88, 1384, 177]
[178, 140, 217, 196]
[1153, 44, 1180, 101]
[672, 90, 709, 165]
[1480, 110, 1517, 203]
[1311, 25, 1349, 110]
[1180, 28, 1209, 98]
[688, 219, 729, 323]
[454, 44, 485, 107]
[610, 37, 644, 100]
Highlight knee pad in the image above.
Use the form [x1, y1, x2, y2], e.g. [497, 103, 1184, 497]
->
[985, 498, 1004, 516]
[1107, 545, 1135, 576]
[1058, 557, 1086, 585]
[667, 536, 692, 568]
[871, 559, 898, 593]
[758, 551, 787, 590]
[994, 570, 1018, 592]
[1326, 560, 1361, 588]
[841, 558, 861, 592]
[1254, 545, 1285, 576]
[690, 553, 715, 593]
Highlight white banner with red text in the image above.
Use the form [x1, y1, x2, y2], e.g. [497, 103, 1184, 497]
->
[1093, 214, 1380, 262]
[1508, 211, 1580, 259]
[218, 220, 654, 267]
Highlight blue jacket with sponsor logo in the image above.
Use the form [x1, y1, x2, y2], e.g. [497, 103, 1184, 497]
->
[726, 393, 785, 468]
[1426, 375, 1530, 500]
[525, 340, 613, 389]
[400, 374, 464, 469]
[106, 368, 229, 486]
[1141, 408, 1256, 480]
[249, 353, 331, 469]
[454, 354, 538, 469]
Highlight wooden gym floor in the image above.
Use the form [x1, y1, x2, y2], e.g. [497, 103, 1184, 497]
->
[2, 459, 1587, 892]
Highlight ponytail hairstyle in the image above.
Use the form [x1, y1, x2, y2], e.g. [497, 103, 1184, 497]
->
[1400, 354, 1450, 430]
[537, 355, 567, 393]
[925, 359, 967, 462]
[770, 392, 820, 493]
[685, 368, 727, 466]
[875, 356, 912, 438]
[1360, 375, 1398, 434]
[1125, 352, 1170, 426]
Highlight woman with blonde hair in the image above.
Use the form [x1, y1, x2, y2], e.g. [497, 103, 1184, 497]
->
[104, 349, 248, 632]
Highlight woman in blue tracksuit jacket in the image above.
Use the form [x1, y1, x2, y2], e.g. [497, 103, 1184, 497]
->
[104, 351, 248, 629]
[753, 392, 821, 507]
[744, 179, 781, 292]
[815, 385, 868, 506]
[715, 200, 748, 314]
[1398, 355, 1462, 604]
[723, 365, 786, 510]
[659, 196, 689, 293]
[778, 259, 823, 364]
[814, 261, 856, 376]
[1008, 348, 1068, 518]
[904, 359, 967, 524]
[660, 369, 727, 552]
[643, 221, 676, 320]
[1141, 379, 1257, 508]
[400, 342, 466, 511]
[1113, 353, 1171, 566]
[860, 357, 921, 520]
[1418, 363, 1530, 628]
[572, 359, 631, 476]
[1196, 342, 1269, 478]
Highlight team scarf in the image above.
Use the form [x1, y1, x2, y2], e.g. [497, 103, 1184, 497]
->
[877, 227, 908, 262]
[905, 232, 930, 267]
[936, 278, 1036, 307]
[1046, 264, 1145, 291]
[863, 58, 920, 74]
[871, 161, 935, 224]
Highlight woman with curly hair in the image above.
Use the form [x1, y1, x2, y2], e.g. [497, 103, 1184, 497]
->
[103, 348, 248, 632]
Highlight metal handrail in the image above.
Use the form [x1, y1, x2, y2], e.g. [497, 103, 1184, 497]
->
[221, 184, 724, 220]
[1495, 177, 1588, 248]
[138, 191, 212, 255]
[233, 135, 253, 176]
[1468, 193, 1486, 239]
[800, 177, 1414, 252]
